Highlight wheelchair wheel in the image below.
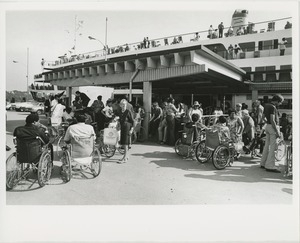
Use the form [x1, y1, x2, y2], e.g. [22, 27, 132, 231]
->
[275, 139, 287, 161]
[195, 140, 212, 163]
[37, 151, 52, 187]
[61, 150, 72, 182]
[137, 127, 146, 142]
[6, 152, 22, 190]
[117, 146, 125, 155]
[56, 136, 65, 156]
[90, 149, 102, 177]
[174, 138, 184, 156]
[212, 145, 231, 170]
[102, 144, 116, 158]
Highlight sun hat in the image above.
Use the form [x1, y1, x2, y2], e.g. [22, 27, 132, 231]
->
[193, 101, 200, 107]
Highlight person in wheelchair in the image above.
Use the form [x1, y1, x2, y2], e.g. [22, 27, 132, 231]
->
[13, 114, 53, 163]
[63, 114, 96, 158]
[211, 115, 231, 143]
[182, 113, 205, 144]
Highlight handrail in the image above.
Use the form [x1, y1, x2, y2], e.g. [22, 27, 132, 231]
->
[46, 16, 292, 67]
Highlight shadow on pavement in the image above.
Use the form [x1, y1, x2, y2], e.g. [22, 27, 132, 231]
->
[185, 164, 292, 184]
[132, 150, 292, 184]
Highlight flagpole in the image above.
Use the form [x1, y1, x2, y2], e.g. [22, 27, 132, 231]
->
[105, 17, 108, 61]
[27, 47, 29, 94]
[74, 15, 77, 55]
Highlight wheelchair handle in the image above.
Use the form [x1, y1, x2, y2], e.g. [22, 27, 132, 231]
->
[36, 136, 46, 145]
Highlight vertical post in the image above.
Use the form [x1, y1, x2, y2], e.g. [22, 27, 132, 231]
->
[191, 94, 194, 106]
[68, 87, 72, 106]
[223, 95, 226, 112]
[74, 15, 77, 55]
[143, 81, 152, 141]
[26, 47, 29, 93]
[252, 90, 258, 103]
[105, 17, 108, 61]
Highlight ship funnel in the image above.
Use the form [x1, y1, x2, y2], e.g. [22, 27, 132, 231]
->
[231, 9, 249, 35]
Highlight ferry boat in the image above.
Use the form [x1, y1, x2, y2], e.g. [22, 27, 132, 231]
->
[40, 9, 292, 116]
[29, 73, 66, 102]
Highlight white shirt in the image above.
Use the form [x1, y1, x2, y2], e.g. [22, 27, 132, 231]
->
[64, 123, 95, 142]
[64, 123, 96, 158]
[63, 111, 74, 121]
[51, 99, 58, 112]
[102, 106, 113, 118]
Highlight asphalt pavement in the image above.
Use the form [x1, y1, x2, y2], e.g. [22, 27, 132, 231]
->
[5, 111, 292, 205]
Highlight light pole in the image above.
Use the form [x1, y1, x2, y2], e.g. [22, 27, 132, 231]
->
[88, 35, 107, 60]
[13, 47, 29, 93]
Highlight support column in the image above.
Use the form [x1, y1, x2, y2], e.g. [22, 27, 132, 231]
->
[68, 87, 72, 106]
[143, 81, 152, 140]
[252, 89, 258, 102]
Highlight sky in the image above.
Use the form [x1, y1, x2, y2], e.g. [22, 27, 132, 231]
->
[3, 1, 293, 91]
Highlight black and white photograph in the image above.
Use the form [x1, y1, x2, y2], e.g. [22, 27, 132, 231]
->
[0, 0, 299, 242]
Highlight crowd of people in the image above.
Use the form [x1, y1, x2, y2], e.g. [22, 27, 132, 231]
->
[42, 91, 144, 163]
[148, 94, 291, 172]
[12, 90, 291, 173]
[49, 19, 291, 67]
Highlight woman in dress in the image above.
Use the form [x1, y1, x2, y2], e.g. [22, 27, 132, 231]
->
[165, 97, 178, 145]
[227, 108, 244, 158]
[118, 99, 134, 163]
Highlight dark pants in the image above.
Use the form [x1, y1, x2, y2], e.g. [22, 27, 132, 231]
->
[280, 49, 285, 56]
[96, 112, 105, 131]
[219, 30, 223, 38]
[166, 115, 175, 146]
[149, 119, 160, 136]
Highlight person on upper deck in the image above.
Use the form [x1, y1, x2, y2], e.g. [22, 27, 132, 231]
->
[218, 22, 224, 38]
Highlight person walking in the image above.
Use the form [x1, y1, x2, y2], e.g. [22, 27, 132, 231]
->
[117, 99, 134, 163]
[260, 94, 284, 173]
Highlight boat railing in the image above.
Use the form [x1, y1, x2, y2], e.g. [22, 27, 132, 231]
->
[46, 16, 292, 67]
[212, 43, 292, 61]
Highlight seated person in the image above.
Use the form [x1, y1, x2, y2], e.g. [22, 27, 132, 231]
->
[185, 113, 206, 143]
[64, 114, 96, 159]
[62, 107, 75, 124]
[211, 115, 230, 143]
[13, 114, 53, 163]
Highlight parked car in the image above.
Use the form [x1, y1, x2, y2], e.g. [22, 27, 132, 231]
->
[6, 103, 12, 110]
[15, 102, 34, 112]
[29, 103, 44, 115]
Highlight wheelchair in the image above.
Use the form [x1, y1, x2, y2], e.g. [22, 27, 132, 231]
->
[174, 123, 205, 159]
[47, 122, 70, 156]
[98, 119, 125, 158]
[60, 135, 102, 182]
[195, 128, 236, 170]
[6, 136, 53, 190]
